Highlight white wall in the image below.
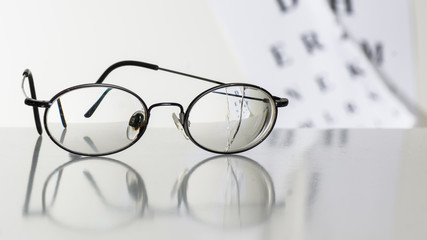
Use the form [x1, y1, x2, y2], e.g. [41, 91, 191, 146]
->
[0, 0, 243, 128]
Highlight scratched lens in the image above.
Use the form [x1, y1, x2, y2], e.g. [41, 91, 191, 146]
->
[45, 85, 148, 155]
[186, 85, 277, 153]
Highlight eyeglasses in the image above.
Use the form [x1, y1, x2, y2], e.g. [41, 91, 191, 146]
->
[22, 60, 288, 156]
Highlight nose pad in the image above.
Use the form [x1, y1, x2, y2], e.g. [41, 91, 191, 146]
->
[127, 111, 146, 141]
[172, 112, 189, 140]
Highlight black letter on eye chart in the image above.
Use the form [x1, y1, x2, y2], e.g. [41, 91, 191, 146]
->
[270, 44, 292, 67]
[316, 76, 329, 92]
[285, 88, 302, 100]
[345, 102, 357, 114]
[276, 0, 298, 13]
[361, 41, 384, 66]
[329, 0, 353, 15]
[301, 32, 324, 54]
[347, 63, 364, 78]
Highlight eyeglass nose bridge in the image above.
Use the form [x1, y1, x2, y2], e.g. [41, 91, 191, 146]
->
[148, 102, 189, 140]
[148, 102, 184, 113]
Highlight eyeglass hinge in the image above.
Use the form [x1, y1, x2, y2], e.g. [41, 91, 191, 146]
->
[25, 98, 51, 108]
[274, 97, 289, 108]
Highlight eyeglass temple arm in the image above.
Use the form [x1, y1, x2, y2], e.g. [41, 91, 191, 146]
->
[23, 70, 68, 134]
[86, 60, 287, 118]
[22, 70, 44, 135]
[95, 60, 225, 85]
[96, 61, 288, 106]
[85, 60, 224, 118]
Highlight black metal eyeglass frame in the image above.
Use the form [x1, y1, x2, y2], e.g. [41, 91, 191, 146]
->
[22, 60, 289, 156]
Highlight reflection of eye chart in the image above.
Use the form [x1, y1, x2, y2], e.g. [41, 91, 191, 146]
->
[208, 0, 415, 128]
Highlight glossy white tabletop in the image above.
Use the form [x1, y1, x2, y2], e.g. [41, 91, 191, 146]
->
[1, 127, 426, 240]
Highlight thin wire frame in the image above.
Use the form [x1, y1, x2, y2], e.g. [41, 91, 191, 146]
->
[22, 60, 289, 156]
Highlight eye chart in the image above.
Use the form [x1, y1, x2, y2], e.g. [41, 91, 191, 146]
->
[208, 0, 416, 128]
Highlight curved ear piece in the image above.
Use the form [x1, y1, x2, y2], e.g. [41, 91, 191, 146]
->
[126, 111, 147, 140]
[22, 70, 43, 135]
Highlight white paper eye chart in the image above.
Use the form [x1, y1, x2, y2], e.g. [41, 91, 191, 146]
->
[208, 0, 415, 128]
[331, 0, 417, 109]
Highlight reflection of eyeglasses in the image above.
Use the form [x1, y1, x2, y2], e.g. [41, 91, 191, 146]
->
[43, 155, 274, 229]
[24, 136, 277, 230]
[22, 60, 289, 156]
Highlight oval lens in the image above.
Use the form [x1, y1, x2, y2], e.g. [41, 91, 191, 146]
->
[45, 85, 148, 155]
[186, 85, 277, 153]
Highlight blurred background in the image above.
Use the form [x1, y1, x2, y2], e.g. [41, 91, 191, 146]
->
[1, 0, 426, 128]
